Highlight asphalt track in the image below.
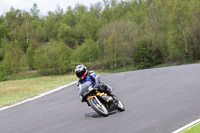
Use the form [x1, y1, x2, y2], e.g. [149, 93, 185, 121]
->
[0, 64, 200, 133]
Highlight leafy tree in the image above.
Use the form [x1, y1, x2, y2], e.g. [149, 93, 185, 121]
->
[103, 31, 122, 68]
[34, 40, 72, 75]
[0, 38, 9, 60]
[101, 4, 112, 25]
[30, 3, 40, 19]
[75, 12, 100, 42]
[15, 11, 32, 52]
[0, 16, 7, 45]
[0, 46, 26, 76]
[57, 23, 75, 47]
[31, 18, 46, 42]
[134, 40, 162, 68]
[185, 0, 200, 61]
[0, 0, 200, 80]
[44, 11, 64, 41]
[134, 40, 151, 68]
[5, 7, 22, 42]
[26, 39, 40, 69]
[64, 7, 76, 27]
[73, 38, 100, 63]
[124, 0, 148, 26]
[166, 0, 193, 62]
[141, 1, 166, 63]
[74, 4, 87, 22]
[0, 17, 7, 61]
[90, 2, 103, 19]
[98, 21, 138, 68]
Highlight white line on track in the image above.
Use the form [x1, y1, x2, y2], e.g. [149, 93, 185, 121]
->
[0, 81, 77, 112]
[172, 119, 200, 133]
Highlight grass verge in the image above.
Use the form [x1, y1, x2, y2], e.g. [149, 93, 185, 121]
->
[0, 71, 108, 108]
[182, 122, 200, 133]
[0, 74, 78, 108]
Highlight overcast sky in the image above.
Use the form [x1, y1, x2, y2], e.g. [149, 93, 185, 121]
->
[0, 0, 103, 15]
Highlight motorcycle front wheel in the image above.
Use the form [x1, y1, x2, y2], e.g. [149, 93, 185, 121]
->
[113, 96, 125, 112]
[88, 96, 109, 117]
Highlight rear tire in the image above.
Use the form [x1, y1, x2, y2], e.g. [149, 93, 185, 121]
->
[88, 96, 109, 117]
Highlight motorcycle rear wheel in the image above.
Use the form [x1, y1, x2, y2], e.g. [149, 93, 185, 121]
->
[88, 96, 109, 117]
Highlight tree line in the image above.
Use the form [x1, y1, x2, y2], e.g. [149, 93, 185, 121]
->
[0, 0, 200, 80]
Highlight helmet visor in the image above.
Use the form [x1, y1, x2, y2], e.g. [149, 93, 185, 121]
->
[76, 71, 85, 78]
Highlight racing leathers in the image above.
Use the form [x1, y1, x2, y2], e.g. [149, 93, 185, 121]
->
[77, 71, 112, 102]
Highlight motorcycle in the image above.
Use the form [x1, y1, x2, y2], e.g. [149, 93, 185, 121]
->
[79, 81, 125, 117]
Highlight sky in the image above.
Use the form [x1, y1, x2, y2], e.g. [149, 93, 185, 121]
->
[0, 0, 103, 15]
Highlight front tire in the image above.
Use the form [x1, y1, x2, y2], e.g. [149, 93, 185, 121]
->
[113, 96, 125, 112]
[88, 96, 109, 117]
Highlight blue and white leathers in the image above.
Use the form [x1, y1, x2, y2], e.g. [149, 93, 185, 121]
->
[78, 71, 99, 96]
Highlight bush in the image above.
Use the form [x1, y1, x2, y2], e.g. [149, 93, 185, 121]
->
[134, 40, 163, 69]
[0, 47, 27, 81]
[0, 64, 6, 81]
[98, 21, 138, 69]
[72, 38, 100, 63]
[2, 48, 26, 74]
[34, 41, 72, 75]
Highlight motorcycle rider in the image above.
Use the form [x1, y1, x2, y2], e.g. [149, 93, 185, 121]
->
[75, 64, 112, 102]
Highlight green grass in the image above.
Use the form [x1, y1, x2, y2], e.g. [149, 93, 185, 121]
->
[0, 71, 108, 108]
[182, 123, 200, 133]
[5, 70, 40, 81]
[0, 74, 77, 107]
